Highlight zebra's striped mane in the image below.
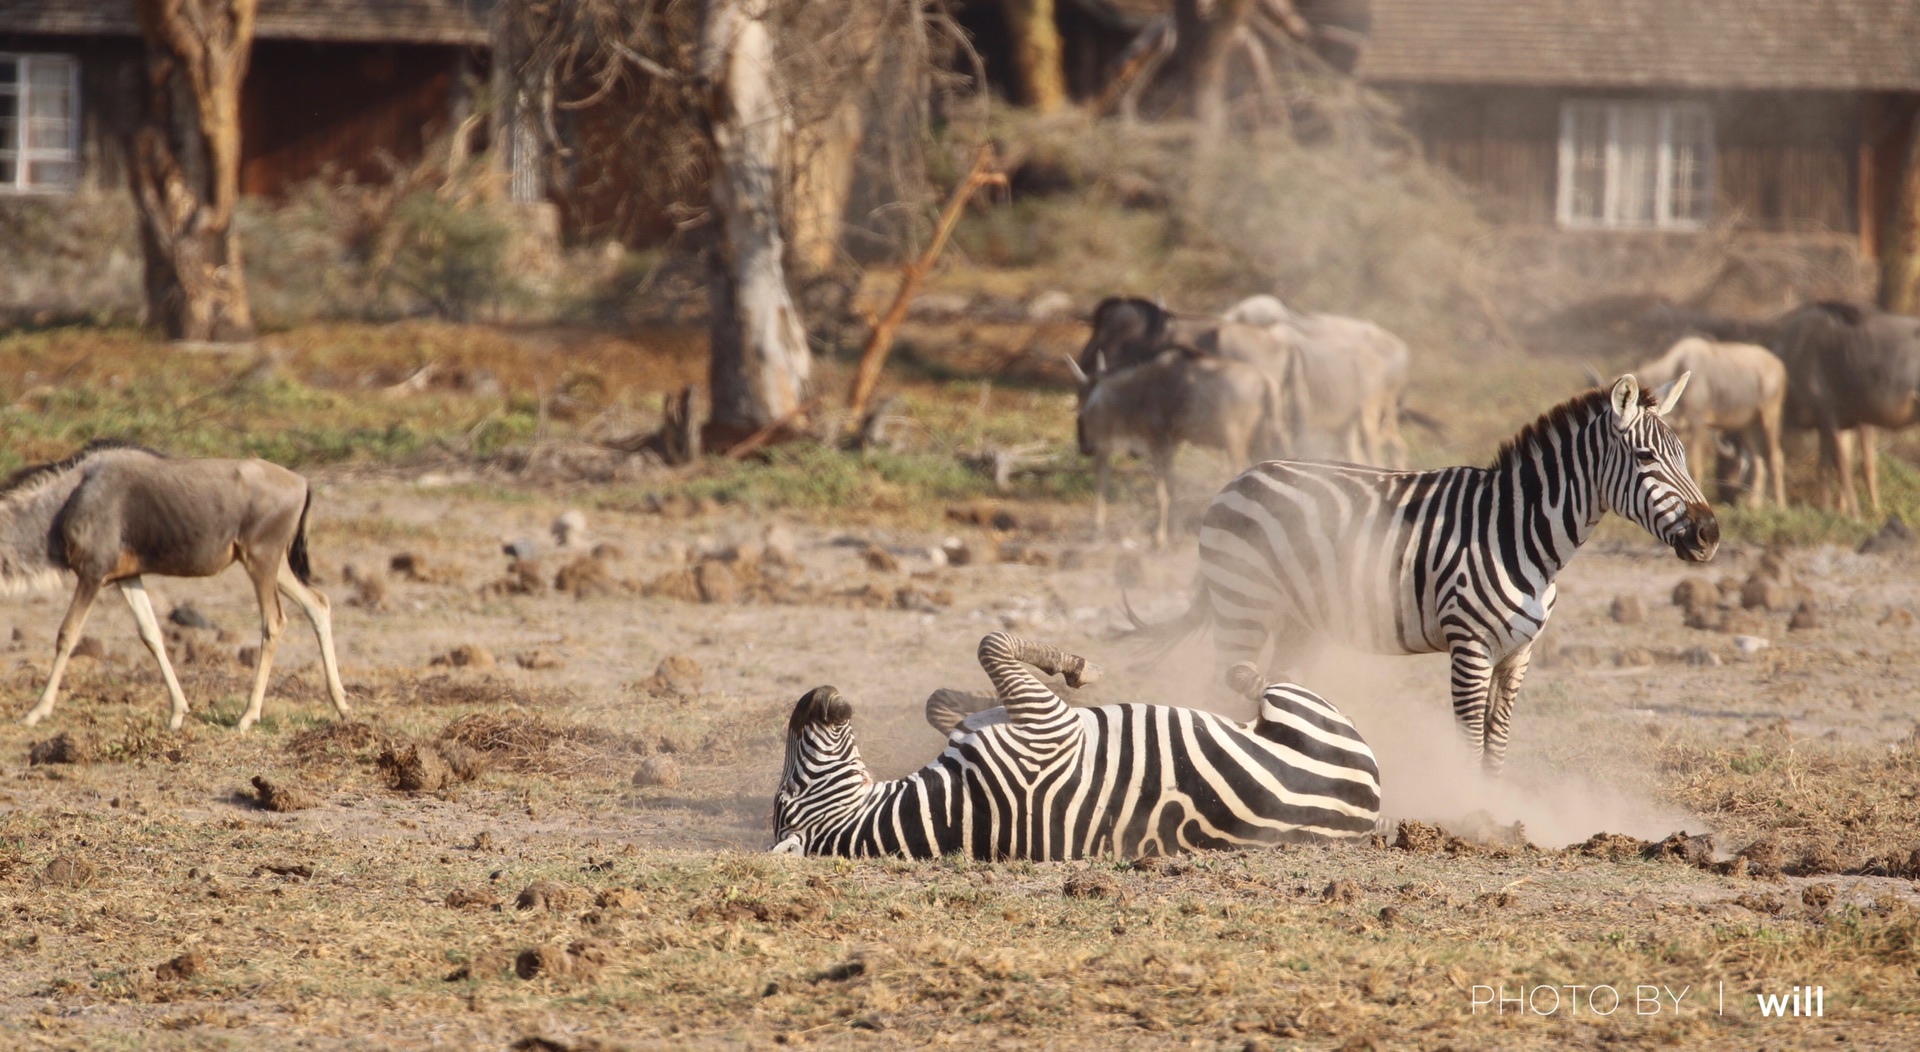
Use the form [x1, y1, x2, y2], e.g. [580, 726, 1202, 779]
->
[1488, 387, 1654, 473]
[0, 438, 159, 501]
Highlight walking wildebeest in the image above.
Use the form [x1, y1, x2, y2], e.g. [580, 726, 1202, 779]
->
[1069, 348, 1285, 548]
[1764, 302, 1920, 516]
[1223, 295, 1414, 466]
[1602, 336, 1789, 506]
[3, 441, 350, 731]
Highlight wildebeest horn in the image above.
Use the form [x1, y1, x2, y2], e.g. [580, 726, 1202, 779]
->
[1062, 354, 1089, 386]
[1581, 362, 1605, 388]
[1095, 350, 1108, 378]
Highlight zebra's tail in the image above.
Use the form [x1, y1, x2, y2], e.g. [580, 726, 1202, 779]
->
[1119, 585, 1213, 669]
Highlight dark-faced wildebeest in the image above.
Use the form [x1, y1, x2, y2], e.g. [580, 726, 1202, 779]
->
[1069, 348, 1285, 548]
[1763, 302, 1920, 516]
[3, 441, 350, 731]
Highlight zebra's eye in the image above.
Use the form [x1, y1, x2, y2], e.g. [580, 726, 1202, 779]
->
[1633, 449, 1657, 466]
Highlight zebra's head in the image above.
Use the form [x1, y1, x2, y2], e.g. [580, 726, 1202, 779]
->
[1600, 373, 1719, 563]
[771, 686, 872, 855]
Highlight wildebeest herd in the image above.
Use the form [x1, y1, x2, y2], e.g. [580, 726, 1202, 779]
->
[3, 292, 1915, 863]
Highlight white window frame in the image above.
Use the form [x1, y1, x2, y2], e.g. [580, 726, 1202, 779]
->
[0, 52, 81, 194]
[1556, 100, 1713, 231]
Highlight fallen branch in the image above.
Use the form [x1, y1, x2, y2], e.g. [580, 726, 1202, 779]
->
[844, 145, 1006, 425]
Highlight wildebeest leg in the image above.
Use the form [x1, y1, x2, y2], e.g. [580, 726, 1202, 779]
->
[1482, 645, 1532, 775]
[1760, 403, 1787, 507]
[278, 564, 351, 719]
[1816, 424, 1850, 515]
[1150, 444, 1174, 549]
[236, 558, 289, 733]
[1858, 425, 1881, 514]
[1092, 449, 1111, 540]
[21, 578, 104, 727]
[120, 577, 191, 731]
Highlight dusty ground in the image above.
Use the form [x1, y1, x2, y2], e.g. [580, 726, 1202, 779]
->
[1, 463, 1917, 1051]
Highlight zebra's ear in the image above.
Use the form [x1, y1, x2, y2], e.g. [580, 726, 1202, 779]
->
[1608, 375, 1643, 429]
[1652, 371, 1690, 417]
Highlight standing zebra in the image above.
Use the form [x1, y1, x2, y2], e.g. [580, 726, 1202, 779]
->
[771, 631, 1381, 860]
[1130, 374, 1719, 773]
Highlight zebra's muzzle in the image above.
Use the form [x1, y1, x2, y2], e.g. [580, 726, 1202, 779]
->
[1672, 502, 1720, 562]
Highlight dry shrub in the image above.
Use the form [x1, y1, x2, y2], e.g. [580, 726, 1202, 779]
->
[438, 712, 641, 775]
[430, 644, 496, 670]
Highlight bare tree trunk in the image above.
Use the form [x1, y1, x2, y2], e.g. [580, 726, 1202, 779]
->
[129, 0, 256, 342]
[1882, 105, 1920, 314]
[1001, 0, 1066, 113]
[701, 0, 811, 442]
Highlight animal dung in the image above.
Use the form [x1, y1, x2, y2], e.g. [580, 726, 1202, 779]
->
[1788, 601, 1820, 631]
[642, 654, 704, 697]
[168, 603, 215, 630]
[553, 555, 617, 598]
[631, 755, 681, 788]
[1320, 879, 1362, 905]
[514, 880, 578, 912]
[1740, 576, 1785, 612]
[378, 741, 485, 793]
[861, 545, 900, 572]
[1682, 646, 1722, 667]
[1608, 595, 1644, 624]
[1670, 576, 1718, 609]
[515, 649, 565, 670]
[250, 775, 319, 812]
[154, 951, 206, 982]
[444, 887, 502, 910]
[28, 732, 90, 766]
[693, 561, 738, 604]
[430, 644, 495, 670]
[40, 854, 97, 887]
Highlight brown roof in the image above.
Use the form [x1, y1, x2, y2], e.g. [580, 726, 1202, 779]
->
[1359, 0, 1920, 91]
[0, 0, 495, 46]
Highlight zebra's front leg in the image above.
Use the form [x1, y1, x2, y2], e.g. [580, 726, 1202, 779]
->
[1482, 645, 1533, 775]
[1446, 639, 1496, 769]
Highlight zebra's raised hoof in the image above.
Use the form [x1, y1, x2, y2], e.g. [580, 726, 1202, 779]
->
[1225, 662, 1264, 700]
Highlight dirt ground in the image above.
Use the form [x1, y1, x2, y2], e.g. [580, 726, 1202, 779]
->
[2, 464, 1918, 1050]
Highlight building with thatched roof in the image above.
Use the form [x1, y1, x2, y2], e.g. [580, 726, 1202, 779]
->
[0, 0, 495, 197]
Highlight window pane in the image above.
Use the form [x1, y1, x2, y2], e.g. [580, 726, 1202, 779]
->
[1668, 108, 1712, 225]
[26, 159, 74, 188]
[0, 158, 15, 184]
[1567, 105, 1607, 222]
[27, 118, 67, 150]
[27, 57, 71, 91]
[26, 82, 69, 120]
[1612, 105, 1659, 226]
[0, 59, 17, 85]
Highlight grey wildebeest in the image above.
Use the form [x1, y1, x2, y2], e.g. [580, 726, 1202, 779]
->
[1223, 295, 1414, 466]
[3, 441, 350, 731]
[1763, 302, 1920, 516]
[1069, 348, 1285, 548]
[1600, 336, 1789, 506]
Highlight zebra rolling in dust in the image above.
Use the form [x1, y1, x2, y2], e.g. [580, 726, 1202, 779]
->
[771, 631, 1380, 860]
[3, 441, 350, 732]
[1130, 374, 1720, 773]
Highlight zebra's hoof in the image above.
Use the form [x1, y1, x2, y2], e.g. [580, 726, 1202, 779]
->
[1064, 659, 1103, 689]
[1225, 662, 1263, 699]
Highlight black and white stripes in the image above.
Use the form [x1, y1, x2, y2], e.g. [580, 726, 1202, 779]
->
[771, 632, 1381, 860]
[1136, 374, 1719, 772]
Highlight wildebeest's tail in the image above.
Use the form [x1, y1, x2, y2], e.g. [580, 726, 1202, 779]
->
[1119, 585, 1213, 669]
[289, 486, 315, 585]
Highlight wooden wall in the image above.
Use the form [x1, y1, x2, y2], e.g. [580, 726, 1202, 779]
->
[1395, 85, 1871, 235]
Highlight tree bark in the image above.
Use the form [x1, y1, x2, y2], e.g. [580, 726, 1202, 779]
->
[129, 0, 256, 342]
[700, 0, 812, 442]
[1882, 104, 1920, 314]
[1001, 0, 1067, 114]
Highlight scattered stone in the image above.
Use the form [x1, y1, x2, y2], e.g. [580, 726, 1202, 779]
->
[1609, 595, 1644, 624]
[862, 545, 900, 573]
[1788, 601, 1819, 631]
[515, 881, 578, 913]
[631, 755, 681, 789]
[168, 604, 215, 630]
[1732, 635, 1771, 657]
[1802, 884, 1836, 911]
[551, 510, 589, 548]
[1683, 605, 1724, 631]
[515, 649, 565, 671]
[250, 775, 318, 812]
[1683, 646, 1722, 667]
[40, 854, 97, 887]
[155, 951, 205, 982]
[1321, 879, 1361, 904]
[1063, 870, 1117, 899]
[940, 537, 973, 567]
[642, 655, 703, 697]
[431, 644, 496, 670]
[553, 556, 616, 598]
[28, 732, 89, 766]
[1857, 514, 1916, 555]
[694, 561, 738, 604]
[445, 888, 502, 911]
[1880, 607, 1914, 628]
[1671, 576, 1719, 608]
[1740, 576, 1785, 612]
